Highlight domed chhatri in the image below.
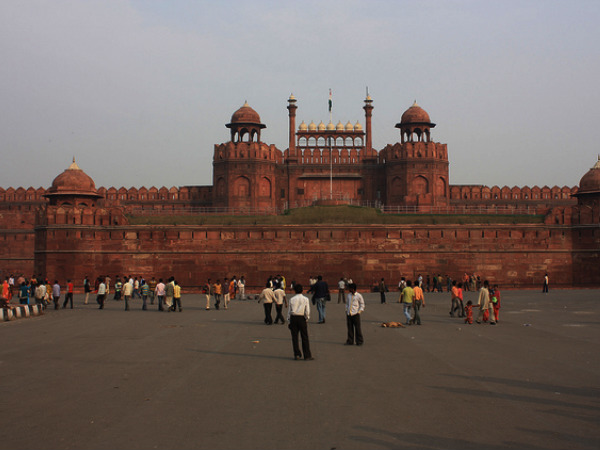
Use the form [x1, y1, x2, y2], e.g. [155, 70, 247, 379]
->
[45, 158, 102, 205]
[395, 101, 436, 143]
[578, 156, 600, 194]
[226, 101, 266, 143]
[400, 100, 432, 125]
[229, 101, 263, 125]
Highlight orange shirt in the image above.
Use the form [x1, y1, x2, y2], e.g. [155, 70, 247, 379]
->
[451, 286, 459, 299]
[229, 280, 235, 295]
[214, 283, 222, 295]
[414, 286, 424, 301]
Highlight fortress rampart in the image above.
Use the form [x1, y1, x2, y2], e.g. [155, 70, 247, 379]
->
[0, 97, 598, 288]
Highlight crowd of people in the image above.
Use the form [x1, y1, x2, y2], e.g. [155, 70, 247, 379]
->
[396, 276, 502, 326]
[0, 274, 74, 310]
[1, 270, 511, 360]
[393, 272, 485, 294]
[0, 273, 250, 313]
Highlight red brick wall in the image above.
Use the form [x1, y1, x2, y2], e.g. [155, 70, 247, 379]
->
[33, 222, 598, 292]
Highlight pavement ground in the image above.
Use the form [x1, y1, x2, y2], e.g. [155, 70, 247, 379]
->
[1, 288, 599, 450]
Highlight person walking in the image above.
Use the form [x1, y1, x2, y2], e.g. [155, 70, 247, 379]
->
[308, 275, 329, 324]
[140, 281, 149, 310]
[450, 280, 459, 317]
[52, 280, 61, 310]
[155, 278, 166, 311]
[258, 282, 275, 325]
[203, 278, 212, 310]
[173, 280, 182, 312]
[223, 277, 230, 310]
[34, 281, 46, 309]
[287, 283, 313, 360]
[337, 277, 346, 303]
[19, 281, 29, 305]
[400, 280, 415, 325]
[379, 278, 387, 304]
[165, 277, 175, 311]
[148, 276, 157, 305]
[456, 282, 465, 317]
[542, 273, 549, 293]
[213, 279, 222, 310]
[238, 276, 246, 300]
[62, 279, 74, 309]
[113, 277, 122, 301]
[491, 284, 501, 322]
[273, 285, 287, 324]
[96, 278, 106, 309]
[412, 281, 425, 325]
[83, 276, 91, 304]
[122, 278, 133, 311]
[345, 283, 365, 345]
[476, 280, 496, 325]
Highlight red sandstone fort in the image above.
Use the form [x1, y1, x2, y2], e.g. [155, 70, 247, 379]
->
[1, 95, 599, 289]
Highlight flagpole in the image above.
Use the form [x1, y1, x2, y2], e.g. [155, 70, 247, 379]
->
[328, 89, 333, 199]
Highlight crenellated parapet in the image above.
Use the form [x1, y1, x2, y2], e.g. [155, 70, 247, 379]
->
[213, 141, 283, 163]
[450, 184, 577, 202]
[0, 186, 47, 202]
[380, 141, 448, 162]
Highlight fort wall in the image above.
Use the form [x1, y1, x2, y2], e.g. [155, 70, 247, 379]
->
[32, 221, 599, 292]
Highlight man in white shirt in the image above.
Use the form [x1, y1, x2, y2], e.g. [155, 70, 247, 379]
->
[122, 279, 133, 311]
[287, 284, 313, 360]
[155, 279, 166, 311]
[337, 277, 346, 303]
[273, 287, 287, 324]
[97, 279, 106, 309]
[345, 283, 365, 346]
[258, 283, 276, 325]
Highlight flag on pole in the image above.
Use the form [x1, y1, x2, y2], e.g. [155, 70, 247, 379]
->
[328, 89, 332, 113]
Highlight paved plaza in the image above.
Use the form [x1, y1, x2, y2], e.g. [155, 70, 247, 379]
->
[2, 288, 599, 450]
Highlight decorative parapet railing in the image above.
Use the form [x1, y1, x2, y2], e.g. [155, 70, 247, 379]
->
[128, 201, 545, 216]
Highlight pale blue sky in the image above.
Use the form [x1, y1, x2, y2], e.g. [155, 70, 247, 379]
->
[1, 0, 598, 190]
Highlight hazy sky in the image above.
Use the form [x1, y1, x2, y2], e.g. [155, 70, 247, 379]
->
[1, 0, 599, 191]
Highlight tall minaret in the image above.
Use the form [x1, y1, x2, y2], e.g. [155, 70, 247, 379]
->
[287, 94, 297, 158]
[363, 93, 374, 153]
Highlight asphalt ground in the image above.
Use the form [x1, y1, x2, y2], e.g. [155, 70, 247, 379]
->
[1, 288, 599, 450]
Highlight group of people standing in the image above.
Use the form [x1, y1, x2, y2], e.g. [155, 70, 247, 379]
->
[83, 275, 183, 312]
[280, 277, 366, 360]
[395, 273, 483, 294]
[446, 279, 501, 325]
[398, 280, 426, 325]
[252, 275, 365, 360]
[0, 275, 72, 311]
[201, 276, 247, 311]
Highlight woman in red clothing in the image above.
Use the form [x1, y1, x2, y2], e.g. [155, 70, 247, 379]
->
[491, 284, 501, 322]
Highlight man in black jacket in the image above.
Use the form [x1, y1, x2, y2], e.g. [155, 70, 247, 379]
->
[308, 275, 329, 324]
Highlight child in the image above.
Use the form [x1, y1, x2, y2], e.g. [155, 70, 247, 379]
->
[491, 284, 501, 322]
[464, 300, 474, 324]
